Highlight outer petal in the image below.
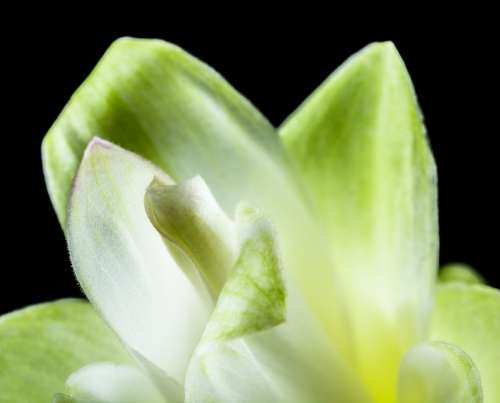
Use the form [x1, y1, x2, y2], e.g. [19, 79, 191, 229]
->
[397, 341, 482, 403]
[279, 42, 438, 403]
[67, 138, 210, 384]
[63, 363, 169, 403]
[431, 284, 500, 403]
[185, 206, 370, 403]
[439, 263, 485, 285]
[42, 37, 286, 226]
[0, 299, 131, 403]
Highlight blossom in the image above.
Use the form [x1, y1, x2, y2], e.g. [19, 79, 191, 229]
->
[0, 38, 498, 403]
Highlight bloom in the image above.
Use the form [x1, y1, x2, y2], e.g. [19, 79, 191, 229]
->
[0, 37, 498, 402]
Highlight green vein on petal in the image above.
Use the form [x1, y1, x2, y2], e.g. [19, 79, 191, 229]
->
[201, 204, 286, 342]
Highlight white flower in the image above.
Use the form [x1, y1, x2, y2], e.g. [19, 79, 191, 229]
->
[1, 38, 498, 403]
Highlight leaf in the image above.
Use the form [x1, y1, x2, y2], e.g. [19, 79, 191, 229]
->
[64, 363, 167, 403]
[185, 206, 370, 403]
[144, 176, 237, 300]
[439, 263, 485, 285]
[67, 138, 210, 384]
[431, 284, 500, 403]
[42, 37, 287, 226]
[397, 341, 482, 403]
[279, 42, 438, 403]
[0, 299, 131, 403]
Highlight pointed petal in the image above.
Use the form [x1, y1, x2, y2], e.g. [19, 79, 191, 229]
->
[67, 139, 210, 383]
[431, 284, 500, 402]
[65, 363, 166, 403]
[144, 176, 237, 299]
[439, 263, 485, 285]
[397, 341, 482, 403]
[279, 42, 438, 402]
[42, 37, 286, 226]
[0, 300, 131, 403]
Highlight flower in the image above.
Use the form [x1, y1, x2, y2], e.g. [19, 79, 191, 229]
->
[0, 37, 498, 403]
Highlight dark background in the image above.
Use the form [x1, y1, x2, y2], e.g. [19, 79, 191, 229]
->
[2, 22, 498, 315]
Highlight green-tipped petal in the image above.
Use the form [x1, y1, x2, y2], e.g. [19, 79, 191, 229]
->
[185, 208, 285, 402]
[431, 284, 500, 402]
[67, 138, 210, 384]
[145, 176, 237, 299]
[397, 341, 482, 403]
[0, 300, 131, 403]
[64, 363, 167, 403]
[439, 263, 485, 285]
[279, 42, 438, 403]
[202, 205, 286, 342]
[186, 206, 369, 403]
[42, 37, 286, 226]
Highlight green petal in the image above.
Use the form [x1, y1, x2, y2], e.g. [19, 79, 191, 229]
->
[279, 42, 438, 403]
[185, 207, 284, 402]
[145, 176, 237, 300]
[439, 263, 485, 285]
[42, 37, 286, 226]
[67, 138, 210, 384]
[397, 341, 482, 403]
[64, 363, 167, 403]
[0, 299, 131, 403]
[201, 205, 286, 342]
[431, 284, 500, 402]
[185, 206, 370, 403]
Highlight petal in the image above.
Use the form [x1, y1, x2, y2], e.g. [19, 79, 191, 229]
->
[201, 205, 286, 342]
[0, 299, 131, 403]
[64, 363, 167, 403]
[431, 284, 500, 402]
[42, 37, 286, 226]
[279, 42, 438, 402]
[67, 138, 210, 383]
[185, 206, 370, 403]
[397, 341, 482, 403]
[439, 263, 485, 285]
[144, 176, 237, 299]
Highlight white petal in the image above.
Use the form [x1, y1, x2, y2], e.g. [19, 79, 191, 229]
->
[67, 138, 211, 383]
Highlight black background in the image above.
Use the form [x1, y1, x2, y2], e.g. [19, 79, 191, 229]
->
[2, 21, 498, 315]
